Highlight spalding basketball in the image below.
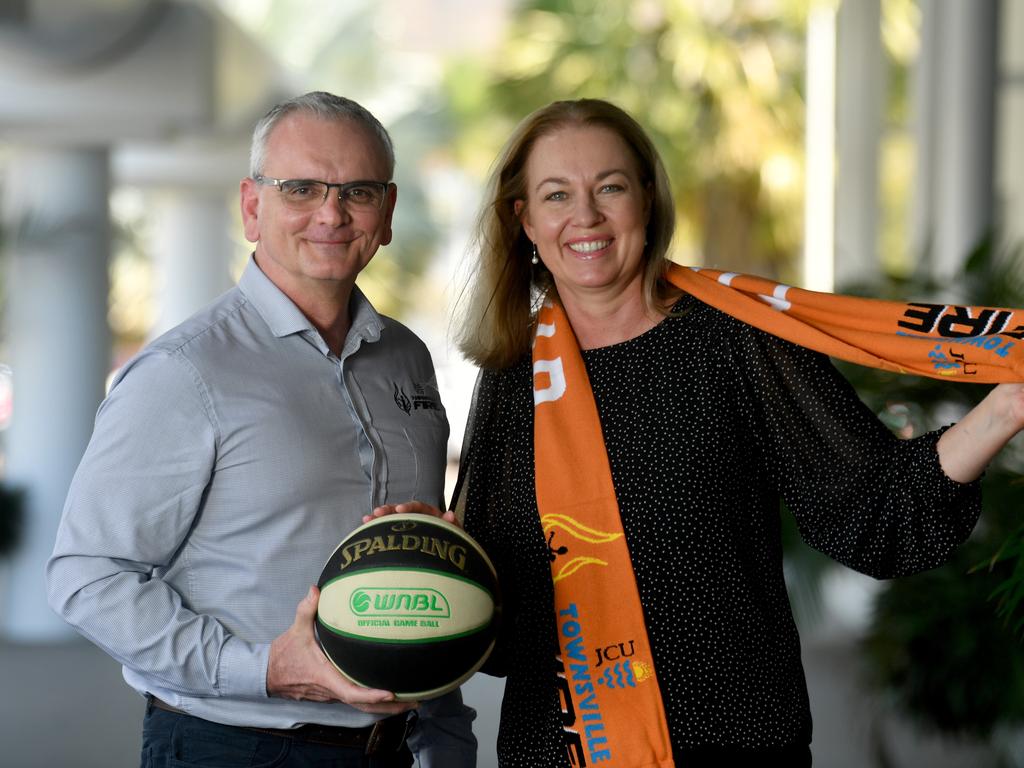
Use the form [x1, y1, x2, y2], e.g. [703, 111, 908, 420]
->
[315, 513, 500, 700]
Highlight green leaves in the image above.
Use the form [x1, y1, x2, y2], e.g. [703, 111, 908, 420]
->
[862, 541, 1024, 737]
[442, 0, 811, 276]
[854, 240, 1024, 736]
[976, 499, 1024, 638]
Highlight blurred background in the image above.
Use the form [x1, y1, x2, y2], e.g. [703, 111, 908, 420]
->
[2, 0, 1024, 766]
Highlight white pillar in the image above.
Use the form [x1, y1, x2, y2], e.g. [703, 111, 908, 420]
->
[928, 0, 999, 281]
[834, 0, 883, 288]
[148, 190, 234, 339]
[996, 0, 1024, 250]
[1, 147, 111, 641]
[908, 0, 941, 264]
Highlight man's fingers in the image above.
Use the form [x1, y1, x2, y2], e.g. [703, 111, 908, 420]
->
[293, 585, 319, 624]
[363, 505, 397, 522]
[270, 587, 419, 709]
[364, 503, 461, 528]
[396, 501, 441, 516]
[321, 668, 423, 712]
[336, 688, 419, 715]
[350, 700, 419, 715]
[369, 501, 445, 517]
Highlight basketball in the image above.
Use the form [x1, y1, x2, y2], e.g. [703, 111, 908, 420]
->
[315, 513, 501, 700]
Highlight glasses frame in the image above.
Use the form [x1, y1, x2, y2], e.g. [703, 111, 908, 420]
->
[253, 175, 392, 211]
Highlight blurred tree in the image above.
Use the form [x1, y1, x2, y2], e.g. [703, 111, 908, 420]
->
[295, 3, 445, 317]
[442, 0, 812, 279]
[181, 0, 446, 320]
[108, 190, 155, 350]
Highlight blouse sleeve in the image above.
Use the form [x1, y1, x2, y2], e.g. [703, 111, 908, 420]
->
[732, 323, 982, 579]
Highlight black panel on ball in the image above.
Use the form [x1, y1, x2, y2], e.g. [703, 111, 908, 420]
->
[315, 622, 495, 696]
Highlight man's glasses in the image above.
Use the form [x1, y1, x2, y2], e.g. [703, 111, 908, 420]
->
[253, 176, 391, 212]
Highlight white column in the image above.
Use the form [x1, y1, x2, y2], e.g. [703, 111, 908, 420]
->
[834, 0, 883, 288]
[929, 0, 999, 281]
[1, 147, 111, 640]
[148, 190, 234, 339]
[996, 0, 1024, 250]
[908, 0, 941, 264]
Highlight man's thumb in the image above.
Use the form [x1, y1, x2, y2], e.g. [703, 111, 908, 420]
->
[296, 585, 319, 620]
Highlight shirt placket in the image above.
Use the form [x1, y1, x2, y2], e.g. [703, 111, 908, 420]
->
[335, 351, 388, 510]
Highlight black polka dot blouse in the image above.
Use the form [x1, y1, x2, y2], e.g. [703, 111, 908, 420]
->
[454, 296, 981, 767]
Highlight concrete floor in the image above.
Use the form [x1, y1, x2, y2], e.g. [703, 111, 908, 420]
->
[0, 632, 1005, 768]
[0, 638, 145, 767]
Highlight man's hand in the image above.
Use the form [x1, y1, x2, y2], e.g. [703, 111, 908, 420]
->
[267, 586, 418, 714]
[364, 500, 459, 526]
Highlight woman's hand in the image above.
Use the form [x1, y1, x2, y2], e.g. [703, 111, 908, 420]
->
[363, 500, 459, 526]
[999, 382, 1024, 430]
[937, 382, 1024, 483]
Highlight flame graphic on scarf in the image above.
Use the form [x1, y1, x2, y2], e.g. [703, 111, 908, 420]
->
[541, 513, 624, 583]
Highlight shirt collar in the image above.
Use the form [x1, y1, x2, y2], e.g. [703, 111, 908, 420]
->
[238, 254, 385, 352]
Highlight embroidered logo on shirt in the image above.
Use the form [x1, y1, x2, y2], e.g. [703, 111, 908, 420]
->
[393, 382, 441, 415]
[394, 383, 412, 414]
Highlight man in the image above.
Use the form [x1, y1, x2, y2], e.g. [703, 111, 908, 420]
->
[46, 92, 476, 767]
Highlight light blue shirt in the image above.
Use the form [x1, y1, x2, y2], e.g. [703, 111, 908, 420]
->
[47, 257, 475, 765]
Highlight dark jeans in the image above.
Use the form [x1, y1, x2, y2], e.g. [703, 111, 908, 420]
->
[140, 701, 414, 768]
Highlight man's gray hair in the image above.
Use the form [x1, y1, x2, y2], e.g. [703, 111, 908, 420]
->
[249, 91, 395, 178]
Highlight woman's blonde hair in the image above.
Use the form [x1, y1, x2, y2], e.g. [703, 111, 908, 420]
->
[454, 99, 676, 370]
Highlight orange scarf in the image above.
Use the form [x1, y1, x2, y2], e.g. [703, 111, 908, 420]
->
[668, 265, 1024, 382]
[533, 296, 675, 768]
[532, 266, 1023, 765]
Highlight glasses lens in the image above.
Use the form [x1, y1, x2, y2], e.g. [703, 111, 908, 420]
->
[341, 183, 386, 210]
[278, 180, 328, 210]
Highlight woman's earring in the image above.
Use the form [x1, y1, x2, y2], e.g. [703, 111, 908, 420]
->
[531, 243, 539, 265]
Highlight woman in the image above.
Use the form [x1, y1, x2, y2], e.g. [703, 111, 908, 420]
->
[447, 98, 1024, 767]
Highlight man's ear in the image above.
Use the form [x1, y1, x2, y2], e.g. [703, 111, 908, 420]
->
[240, 178, 261, 243]
[380, 183, 398, 246]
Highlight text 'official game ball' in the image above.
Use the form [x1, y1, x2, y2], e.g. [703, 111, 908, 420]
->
[315, 513, 501, 700]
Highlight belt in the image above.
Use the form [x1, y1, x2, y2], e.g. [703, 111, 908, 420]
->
[148, 697, 414, 754]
